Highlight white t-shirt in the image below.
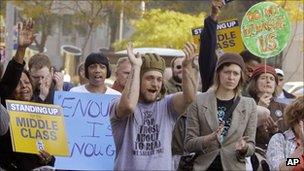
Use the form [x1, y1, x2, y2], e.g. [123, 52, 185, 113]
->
[70, 84, 121, 95]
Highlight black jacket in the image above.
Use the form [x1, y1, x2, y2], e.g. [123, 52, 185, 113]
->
[0, 59, 25, 106]
[199, 16, 218, 92]
[283, 89, 296, 99]
[0, 130, 55, 170]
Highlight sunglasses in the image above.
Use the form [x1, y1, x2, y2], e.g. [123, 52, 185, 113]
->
[175, 65, 182, 69]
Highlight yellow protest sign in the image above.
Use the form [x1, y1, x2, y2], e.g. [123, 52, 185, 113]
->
[192, 19, 245, 54]
[6, 100, 69, 156]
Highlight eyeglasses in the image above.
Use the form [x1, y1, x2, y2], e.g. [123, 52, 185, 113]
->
[175, 65, 182, 69]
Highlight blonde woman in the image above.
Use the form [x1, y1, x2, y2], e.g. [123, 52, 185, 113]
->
[185, 53, 257, 170]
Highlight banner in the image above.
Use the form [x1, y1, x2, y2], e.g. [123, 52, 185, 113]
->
[241, 1, 291, 58]
[192, 19, 245, 54]
[53, 91, 119, 170]
[6, 100, 69, 156]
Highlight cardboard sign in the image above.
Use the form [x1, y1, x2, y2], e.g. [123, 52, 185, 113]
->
[6, 100, 69, 156]
[53, 91, 118, 170]
[241, 1, 291, 58]
[192, 19, 245, 54]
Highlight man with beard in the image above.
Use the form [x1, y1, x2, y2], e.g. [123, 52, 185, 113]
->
[70, 52, 120, 95]
[165, 57, 184, 94]
[109, 42, 197, 170]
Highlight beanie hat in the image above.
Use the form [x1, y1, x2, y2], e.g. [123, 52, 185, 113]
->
[215, 52, 245, 71]
[85, 52, 111, 78]
[251, 64, 278, 83]
[140, 53, 166, 100]
[141, 53, 166, 75]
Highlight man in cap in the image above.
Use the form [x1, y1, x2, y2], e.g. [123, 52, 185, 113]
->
[109, 42, 197, 170]
[70, 52, 120, 95]
[275, 68, 296, 99]
[165, 57, 184, 94]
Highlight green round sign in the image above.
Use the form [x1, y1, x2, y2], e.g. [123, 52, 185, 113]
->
[241, 1, 291, 58]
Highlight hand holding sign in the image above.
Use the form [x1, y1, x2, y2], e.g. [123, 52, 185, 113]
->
[38, 150, 53, 165]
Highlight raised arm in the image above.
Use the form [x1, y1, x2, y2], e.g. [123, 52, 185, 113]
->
[116, 43, 142, 119]
[172, 42, 198, 115]
[14, 19, 35, 64]
[199, 0, 223, 92]
[0, 19, 35, 105]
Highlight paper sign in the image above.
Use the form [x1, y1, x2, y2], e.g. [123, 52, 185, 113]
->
[241, 1, 291, 58]
[6, 100, 69, 156]
[53, 91, 118, 170]
[192, 19, 245, 54]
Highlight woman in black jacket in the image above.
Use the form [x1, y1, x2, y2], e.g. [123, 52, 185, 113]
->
[0, 70, 55, 170]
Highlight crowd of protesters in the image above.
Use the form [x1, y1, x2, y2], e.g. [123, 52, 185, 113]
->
[0, 0, 303, 170]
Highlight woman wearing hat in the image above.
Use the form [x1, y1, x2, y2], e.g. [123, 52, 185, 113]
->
[247, 65, 287, 151]
[185, 53, 258, 170]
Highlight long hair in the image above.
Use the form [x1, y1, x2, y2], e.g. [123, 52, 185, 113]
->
[211, 63, 244, 96]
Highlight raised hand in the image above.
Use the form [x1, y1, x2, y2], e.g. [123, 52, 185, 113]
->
[53, 72, 64, 91]
[182, 42, 197, 69]
[17, 18, 36, 49]
[211, 0, 224, 21]
[127, 42, 142, 67]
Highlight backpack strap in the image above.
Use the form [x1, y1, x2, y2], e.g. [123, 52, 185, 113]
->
[222, 96, 240, 123]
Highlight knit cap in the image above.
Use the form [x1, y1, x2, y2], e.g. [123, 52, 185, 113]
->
[215, 53, 245, 71]
[251, 64, 278, 83]
[141, 53, 166, 75]
[85, 52, 111, 78]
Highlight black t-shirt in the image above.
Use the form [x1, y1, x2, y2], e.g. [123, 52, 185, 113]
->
[217, 98, 234, 143]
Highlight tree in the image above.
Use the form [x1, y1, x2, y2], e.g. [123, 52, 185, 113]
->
[145, 0, 263, 22]
[274, 0, 304, 22]
[13, 0, 62, 53]
[114, 9, 205, 50]
[0, 1, 6, 17]
[70, 1, 107, 57]
[97, 1, 142, 50]
[67, 1, 143, 59]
